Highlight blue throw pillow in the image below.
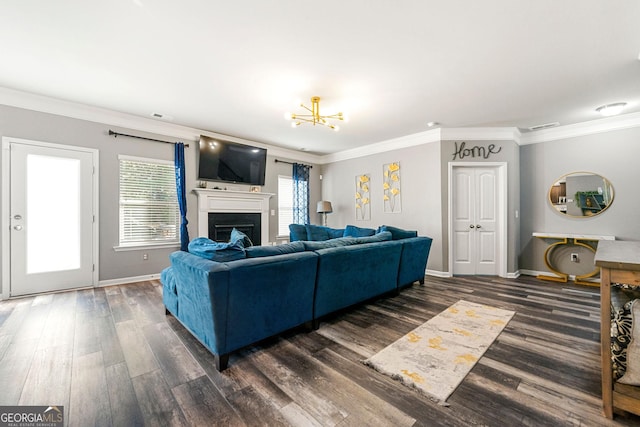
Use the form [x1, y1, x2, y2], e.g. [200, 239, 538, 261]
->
[343, 225, 376, 237]
[230, 228, 253, 247]
[378, 225, 418, 240]
[187, 237, 246, 262]
[245, 241, 306, 258]
[289, 224, 308, 241]
[306, 224, 334, 241]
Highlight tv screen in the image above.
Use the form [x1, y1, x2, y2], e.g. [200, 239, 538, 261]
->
[198, 136, 267, 186]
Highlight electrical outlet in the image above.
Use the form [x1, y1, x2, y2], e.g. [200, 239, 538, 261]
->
[143, 253, 149, 261]
[570, 253, 578, 262]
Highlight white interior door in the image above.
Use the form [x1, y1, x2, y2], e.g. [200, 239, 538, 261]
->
[8, 140, 96, 296]
[452, 166, 499, 275]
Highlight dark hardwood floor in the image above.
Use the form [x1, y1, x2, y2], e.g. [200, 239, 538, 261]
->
[1, 275, 639, 426]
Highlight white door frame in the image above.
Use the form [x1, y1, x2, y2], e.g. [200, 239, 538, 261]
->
[448, 162, 507, 277]
[1, 136, 99, 300]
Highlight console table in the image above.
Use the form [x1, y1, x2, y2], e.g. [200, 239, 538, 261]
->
[595, 240, 640, 419]
[532, 232, 615, 286]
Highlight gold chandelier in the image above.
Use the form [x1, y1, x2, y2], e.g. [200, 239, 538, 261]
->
[284, 96, 347, 131]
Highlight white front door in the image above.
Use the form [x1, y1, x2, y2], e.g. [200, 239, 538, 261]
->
[452, 166, 500, 275]
[5, 139, 97, 297]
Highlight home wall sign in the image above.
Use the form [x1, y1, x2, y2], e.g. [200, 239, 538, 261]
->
[452, 141, 502, 161]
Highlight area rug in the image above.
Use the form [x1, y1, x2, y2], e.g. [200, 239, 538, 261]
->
[364, 299, 515, 404]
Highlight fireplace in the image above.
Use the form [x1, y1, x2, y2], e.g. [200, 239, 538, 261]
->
[194, 189, 273, 246]
[208, 212, 261, 245]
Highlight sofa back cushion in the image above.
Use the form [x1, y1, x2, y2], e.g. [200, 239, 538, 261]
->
[289, 224, 308, 242]
[302, 237, 359, 251]
[343, 225, 376, 237]
[245, 241, 306, 258]
[305, 224, 345, 241]
[352, 231, 392, 244]
[187, 237, 246, 262]
[377, 225, 418, 240]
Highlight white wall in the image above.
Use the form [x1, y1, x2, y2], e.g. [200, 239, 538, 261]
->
[321, 141, 444, 272]
[519, 126, 640, 274]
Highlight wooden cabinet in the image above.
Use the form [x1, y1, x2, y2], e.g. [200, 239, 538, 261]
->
[595, 240, 640, 418]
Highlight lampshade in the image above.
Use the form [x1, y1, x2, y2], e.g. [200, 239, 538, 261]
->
[317, 201, 333, 214]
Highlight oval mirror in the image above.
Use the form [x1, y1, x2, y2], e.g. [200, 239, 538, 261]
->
[548, 172, 614, 217]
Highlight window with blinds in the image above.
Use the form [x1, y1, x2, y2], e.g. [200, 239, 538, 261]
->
[119, 156, 180, 246]
[278, 175, 293, 236]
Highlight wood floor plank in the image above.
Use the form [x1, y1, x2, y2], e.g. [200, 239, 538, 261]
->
[105, 362, 145, 426]
[172, 375, 244, 426]
[115, 319, 159, 378]
[142, 321, 205, 388]
[68, 351, 111, 427]
[19, 345, 72, 408]
[0, 337, 38, 405]
[131, 369, 188, 426]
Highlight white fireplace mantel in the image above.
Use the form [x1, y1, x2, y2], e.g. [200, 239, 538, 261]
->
[193, 189, 274, 245]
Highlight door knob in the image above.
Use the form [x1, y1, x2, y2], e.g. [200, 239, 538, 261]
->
[469, 225, 475, 229]
[13, 225, 23, 231]
[476, 225, 482, 229]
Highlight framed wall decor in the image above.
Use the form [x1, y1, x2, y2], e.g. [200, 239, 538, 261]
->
[383, 162, 401, 213]
[355, 173, 371, 221]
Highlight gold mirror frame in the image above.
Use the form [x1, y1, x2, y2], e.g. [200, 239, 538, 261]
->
[548, 172, 614, 218]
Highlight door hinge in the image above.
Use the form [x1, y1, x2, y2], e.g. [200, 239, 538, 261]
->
[92, 264, 95, 272]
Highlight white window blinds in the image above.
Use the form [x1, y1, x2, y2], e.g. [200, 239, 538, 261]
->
[119, 156, 180, 246]
[278, 175, 293, 236]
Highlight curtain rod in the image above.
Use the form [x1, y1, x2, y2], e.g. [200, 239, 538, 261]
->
[108, 130, 190, 147]
[275, 159, 313, 168]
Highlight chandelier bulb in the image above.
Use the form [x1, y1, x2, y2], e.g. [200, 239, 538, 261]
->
[284, 112, 292, 120]
[333, 125, 340, 132]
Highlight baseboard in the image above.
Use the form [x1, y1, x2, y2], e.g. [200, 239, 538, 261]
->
[98, 273, 162, 287]
[518, 269, 600, 284]
[506, 271, 521, 279]
[426, 269, 452, 278]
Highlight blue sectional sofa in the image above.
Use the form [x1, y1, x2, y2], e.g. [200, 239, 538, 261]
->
[161, 225, 432, 371]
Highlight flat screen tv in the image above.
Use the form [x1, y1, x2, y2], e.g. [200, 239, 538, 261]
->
[198, 136, 267, 186]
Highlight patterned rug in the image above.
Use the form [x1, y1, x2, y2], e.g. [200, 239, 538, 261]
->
[364, 299, 515, 404]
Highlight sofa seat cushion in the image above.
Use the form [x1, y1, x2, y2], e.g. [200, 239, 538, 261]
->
[377, 225, 418, 240]
[343, 225, 376, 237]
[187, 237, 246, 262]
[245, 241, 306, 258]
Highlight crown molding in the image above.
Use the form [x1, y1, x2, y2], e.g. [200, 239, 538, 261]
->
[440, 127, 522, 142]
[319, 128, 442, 164]
[519, 112, 640, 145]
[0, 86, 323, 165]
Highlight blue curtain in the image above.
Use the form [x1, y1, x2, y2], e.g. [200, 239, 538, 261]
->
[292, 163, 310, 224]
[174, 142, 189, 251]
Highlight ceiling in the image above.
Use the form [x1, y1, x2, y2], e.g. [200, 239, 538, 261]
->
[1, 1, 640, 155]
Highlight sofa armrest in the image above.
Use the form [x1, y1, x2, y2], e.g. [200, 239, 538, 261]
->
[398, 236, 433, 287]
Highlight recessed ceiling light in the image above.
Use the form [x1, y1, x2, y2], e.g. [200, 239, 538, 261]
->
[596, 102, 627, 117]
[427, 121, 440, 127]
